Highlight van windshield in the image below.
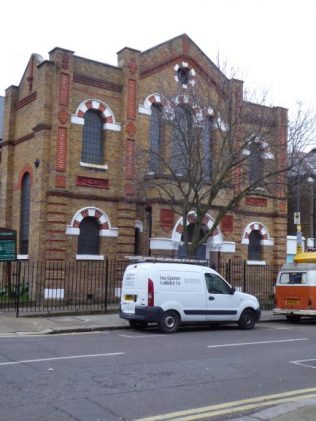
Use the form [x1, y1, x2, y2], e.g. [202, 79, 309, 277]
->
[205, 273, 231, 294]
[279, 272, 307, 285]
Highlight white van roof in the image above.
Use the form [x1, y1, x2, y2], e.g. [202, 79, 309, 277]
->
[125, 256, 209, 266]
[126, 261, 216, 274]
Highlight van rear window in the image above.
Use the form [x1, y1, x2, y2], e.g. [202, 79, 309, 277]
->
[279, 272, 307, 285]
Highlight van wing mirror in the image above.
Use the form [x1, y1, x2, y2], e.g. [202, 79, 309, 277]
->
[230, 286, 236, 295]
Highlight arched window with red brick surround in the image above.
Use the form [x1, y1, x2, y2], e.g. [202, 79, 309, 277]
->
[82, 109, 104, 165]
[248, 230, 262, 261]
[77, 217, 100, 255]
[20, 173, 31, 255]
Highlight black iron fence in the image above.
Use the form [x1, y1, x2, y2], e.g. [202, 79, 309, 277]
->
[0, 259, 279, 316]
[0, 260, 129, 316]
[216, 260, 280, 309]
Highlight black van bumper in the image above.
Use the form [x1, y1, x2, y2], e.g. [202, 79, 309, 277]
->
[120, 306, 163, 323]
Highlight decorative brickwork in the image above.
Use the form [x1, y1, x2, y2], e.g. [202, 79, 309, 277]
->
[70, 207, 110, 229]
[127, 79, 136, 119]
[124, 183, 135, 195]
[220, 215, 234, 233]
[125, 139, 135, 180]
[126, 121, 136, 137]
[160, 209, 174, 231]
[15, 92, 37, 110]
[75, 99, 115, 124]
[55, 175, 66, 188]
[73, 74, 122, 93]
[243, 222, 269, 241]
[58, 110, 69, 124]
[245, 197, 268, 207]
[56, 127, 67, 171]
[128, 59, 138, 75]
[15, 164, 34, 191]
[76, 176, 109, 189]
[59, 73, 70, 106]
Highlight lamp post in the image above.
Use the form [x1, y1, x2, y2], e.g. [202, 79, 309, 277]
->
[145, 205, 152, 256]
[306, 176, 316, 249]
[295, 174, 303, 254]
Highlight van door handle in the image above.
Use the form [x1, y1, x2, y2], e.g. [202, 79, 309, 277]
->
[209, 296, 215, 301]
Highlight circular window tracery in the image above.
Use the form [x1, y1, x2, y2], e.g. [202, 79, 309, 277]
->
[174, 62, 196, 89]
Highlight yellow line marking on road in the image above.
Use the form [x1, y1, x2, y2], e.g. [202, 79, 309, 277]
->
[135, 387, 316, 421]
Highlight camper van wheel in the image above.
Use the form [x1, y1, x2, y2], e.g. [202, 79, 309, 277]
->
[129, 320, 148, 329]
[238, 309, 256, 330]
[286, 314, 301, 323]
[159, 311, 180, 334]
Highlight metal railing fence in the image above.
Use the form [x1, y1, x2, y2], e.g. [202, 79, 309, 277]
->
[0, 259, 278, 316]
[0, 259, 129, 316]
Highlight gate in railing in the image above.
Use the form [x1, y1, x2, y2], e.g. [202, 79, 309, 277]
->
[0, 259, 279, 315]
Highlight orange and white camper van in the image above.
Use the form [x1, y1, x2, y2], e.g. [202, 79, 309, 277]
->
[274, 252, 316, 321]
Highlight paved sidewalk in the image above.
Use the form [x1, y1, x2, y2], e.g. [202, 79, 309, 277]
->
[0, 310, 284, 336]
[0, 310, 283, 336]
[0, 311, 129, 336]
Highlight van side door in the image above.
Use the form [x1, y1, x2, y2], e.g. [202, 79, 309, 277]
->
[204, 273, 240, 321]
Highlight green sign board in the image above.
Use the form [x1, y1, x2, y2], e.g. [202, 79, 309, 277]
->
[0, 228, 17, 261]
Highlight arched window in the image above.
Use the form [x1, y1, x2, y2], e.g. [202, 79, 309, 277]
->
[82, 110, 104, 164]
[77, 217, 100, 255]
[20, 173, 31, 254]
[202, 117, 213, 181]
[249, 142, 264, 185]
[172, 105, 192, 176]
[149, 104, 163, 173]
[248, 230, 262, 261]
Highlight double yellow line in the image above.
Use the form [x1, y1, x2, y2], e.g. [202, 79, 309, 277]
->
[135, 387, 316, 421]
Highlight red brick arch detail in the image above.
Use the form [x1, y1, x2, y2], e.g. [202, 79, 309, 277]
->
[17, 164, 34, 190]
[77, 100, 114, 124]
[72, 208, 109, 230]
[244, 223, 268, 240]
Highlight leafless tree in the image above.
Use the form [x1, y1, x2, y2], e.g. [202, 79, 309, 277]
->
[135, 70, 316, 258]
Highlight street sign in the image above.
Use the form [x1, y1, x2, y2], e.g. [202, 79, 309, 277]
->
[294, 212, 301, 225]
[0, 228, 17, 261]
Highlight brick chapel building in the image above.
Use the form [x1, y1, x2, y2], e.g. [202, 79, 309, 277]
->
[0, 34, 288, 266]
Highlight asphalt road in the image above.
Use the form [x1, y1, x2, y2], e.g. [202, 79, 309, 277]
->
[0, 320, 316, 421]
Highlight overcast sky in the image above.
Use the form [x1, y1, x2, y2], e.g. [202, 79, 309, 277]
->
[1, 0, 315, 115]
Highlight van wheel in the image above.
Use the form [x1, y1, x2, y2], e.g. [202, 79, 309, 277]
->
[129, 320, 148, 329]
[159, 311, 180, 334]
[238, 309, 256, 330]
[286, 315, 301, 323]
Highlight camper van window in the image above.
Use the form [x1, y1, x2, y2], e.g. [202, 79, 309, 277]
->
[280, 272, 307, 285]
[205, 273, 231, 294]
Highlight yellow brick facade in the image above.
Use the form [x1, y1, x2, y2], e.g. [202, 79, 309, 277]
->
[0, 34, 287, 265]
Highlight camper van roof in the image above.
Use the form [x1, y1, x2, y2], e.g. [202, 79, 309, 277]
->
[281, 262, 316, 270]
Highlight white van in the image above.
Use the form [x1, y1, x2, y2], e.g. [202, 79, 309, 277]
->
[119, 259, 261, 333]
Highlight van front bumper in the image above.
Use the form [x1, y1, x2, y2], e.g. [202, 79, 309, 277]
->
[120, 306, 163, 323]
